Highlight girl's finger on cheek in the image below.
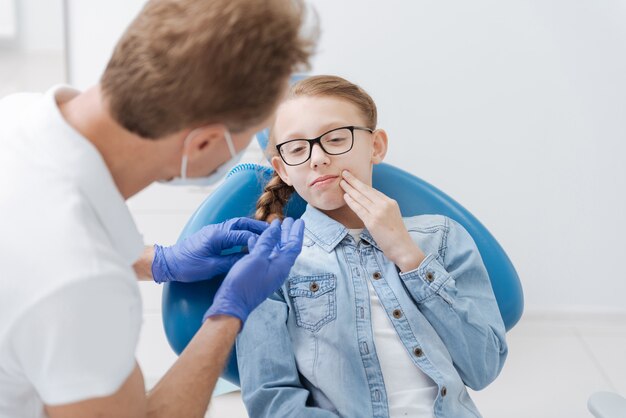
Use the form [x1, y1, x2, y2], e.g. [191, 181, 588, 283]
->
[344, 183, 373, 206]
[342, 170, 355, 183]
[344, 191, 370, 219]
[342, 171, 376, 206]
[343, 193, 363, 217]
[340, 180, 361, 199]
[343, 169, 370, 192]
[339, 179, 353, 192]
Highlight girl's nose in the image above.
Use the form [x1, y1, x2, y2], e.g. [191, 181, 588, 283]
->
[309, 143, 330, 167]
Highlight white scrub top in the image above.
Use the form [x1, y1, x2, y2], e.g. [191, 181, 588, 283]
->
[0, 86, 144, 418]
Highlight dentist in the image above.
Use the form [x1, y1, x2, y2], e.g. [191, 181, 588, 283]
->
[0, 0, 315, 417]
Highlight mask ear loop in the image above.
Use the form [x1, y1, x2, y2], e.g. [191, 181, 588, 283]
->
[180, 155, 189, 181]
[224, 130, 236, 157]
[180, 128, 201, 181]
[181, 128, 235, 180]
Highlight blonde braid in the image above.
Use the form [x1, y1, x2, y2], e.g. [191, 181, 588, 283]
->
[255, 172, 295, 222]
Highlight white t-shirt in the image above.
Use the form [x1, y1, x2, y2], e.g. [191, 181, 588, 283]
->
[0, 86, 144, 418]
[348, 229, 437, 418]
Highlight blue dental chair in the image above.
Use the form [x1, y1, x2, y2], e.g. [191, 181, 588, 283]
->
[161, 135, 524, 385]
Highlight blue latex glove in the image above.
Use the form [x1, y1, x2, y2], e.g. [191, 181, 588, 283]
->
[204, 217, 305, 325]
[152, 217, 269, 283]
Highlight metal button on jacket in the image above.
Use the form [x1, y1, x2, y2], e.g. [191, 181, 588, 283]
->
[373, 272, 382, 280]
[392, 309, 403, 319]
[310, 282, 319, 292]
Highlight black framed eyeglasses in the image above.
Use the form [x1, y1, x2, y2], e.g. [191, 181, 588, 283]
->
[276, 125, 374, 166]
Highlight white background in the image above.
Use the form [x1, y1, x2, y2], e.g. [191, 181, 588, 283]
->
[0, 0, 16, 39]
[64, 0, 626, 316]
[0, 0, 64, 50]
[0, 0, 65, 98]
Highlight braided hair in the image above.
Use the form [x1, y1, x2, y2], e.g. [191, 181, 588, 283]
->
[255, 172, 295, 222]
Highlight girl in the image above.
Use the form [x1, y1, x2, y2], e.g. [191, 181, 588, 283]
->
[236, 75, 507, 418]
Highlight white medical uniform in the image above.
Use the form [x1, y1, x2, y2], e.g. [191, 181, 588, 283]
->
[0, 86, 144, 418]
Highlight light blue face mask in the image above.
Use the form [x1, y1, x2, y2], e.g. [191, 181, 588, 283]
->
[162, 129, 243, 187]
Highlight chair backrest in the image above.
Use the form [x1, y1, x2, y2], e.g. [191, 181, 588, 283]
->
[162, 162, 524, 385]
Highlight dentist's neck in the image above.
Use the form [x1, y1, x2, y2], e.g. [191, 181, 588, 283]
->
[58, 85, 177, 199]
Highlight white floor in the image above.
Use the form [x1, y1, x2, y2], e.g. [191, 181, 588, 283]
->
[136, 311, 626, 418]
[467, 313, 626, 418]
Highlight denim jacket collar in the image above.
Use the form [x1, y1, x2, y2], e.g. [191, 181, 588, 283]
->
[300, 204, 381, 252]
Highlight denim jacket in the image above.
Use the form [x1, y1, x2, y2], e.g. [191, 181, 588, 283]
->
[237, 205, 508, 418]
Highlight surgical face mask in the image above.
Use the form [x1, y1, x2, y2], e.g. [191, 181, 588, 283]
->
[162, 129, 244, 187]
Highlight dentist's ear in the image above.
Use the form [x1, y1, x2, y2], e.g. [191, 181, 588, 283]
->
[371, 129, 388, 164]
[183, 124, 230, 177]
[183, 125, 228, 155]
[271, 155, 293, 186]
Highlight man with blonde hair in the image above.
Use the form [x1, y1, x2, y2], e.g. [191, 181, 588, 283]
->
[0, 0, 316, 417]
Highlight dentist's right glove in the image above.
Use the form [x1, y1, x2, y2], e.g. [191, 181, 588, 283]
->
[152, 217, 269, 283]
[204, 217, 305, 325]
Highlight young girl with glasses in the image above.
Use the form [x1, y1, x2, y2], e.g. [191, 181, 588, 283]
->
[236, 75, 508, 418]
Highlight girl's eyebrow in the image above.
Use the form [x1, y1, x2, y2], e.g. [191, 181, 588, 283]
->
[281, 121, 351, 142]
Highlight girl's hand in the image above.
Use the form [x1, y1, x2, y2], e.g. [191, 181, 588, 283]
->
[339, 170, 425, 272]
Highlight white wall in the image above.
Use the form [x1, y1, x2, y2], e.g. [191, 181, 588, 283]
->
[0, 0, 65, 96]
[0, 0, 16, 39]
[65, 0, 145, 87]
[66, 1, 626, 314]
[0, 0, 63, 51]
[309, 1, 626, 313]
[16, 0, 64, 52]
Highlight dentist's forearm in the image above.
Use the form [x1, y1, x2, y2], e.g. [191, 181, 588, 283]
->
[146, 315, 241, 418]
[133, 246, 155, 281]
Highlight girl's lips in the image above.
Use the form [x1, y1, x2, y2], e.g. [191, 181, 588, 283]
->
[310, 175, 339, 187]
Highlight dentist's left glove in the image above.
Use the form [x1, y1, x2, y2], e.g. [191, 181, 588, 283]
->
[152, 217, 269, 283]
[204, 218, 305, 325]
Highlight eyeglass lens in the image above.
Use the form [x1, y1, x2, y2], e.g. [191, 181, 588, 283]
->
[280, 127, 353, 165]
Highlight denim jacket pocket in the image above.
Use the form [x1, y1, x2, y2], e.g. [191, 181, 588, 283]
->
[287, 274, 337, 332]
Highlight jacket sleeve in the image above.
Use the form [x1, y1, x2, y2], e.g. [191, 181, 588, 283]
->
[399, 217, 508, 390]
[236, 290, 339, 418]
